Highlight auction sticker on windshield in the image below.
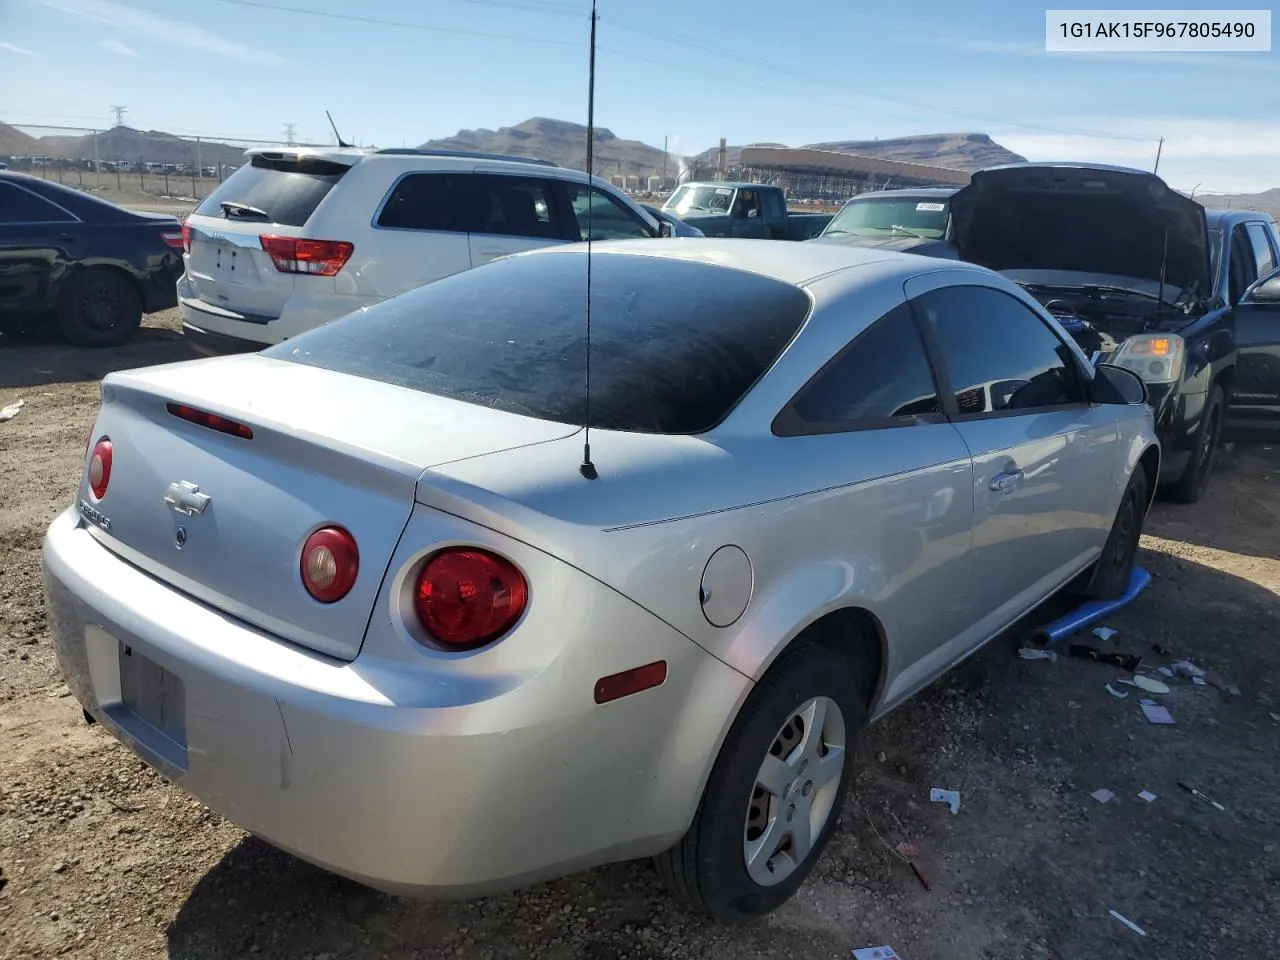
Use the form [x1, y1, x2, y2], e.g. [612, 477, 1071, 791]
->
[1046, 9, 1271, 51]
[916, 202, 946, 212]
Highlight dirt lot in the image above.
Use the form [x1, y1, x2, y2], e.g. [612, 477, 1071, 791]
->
[2, 318, 1279, 960]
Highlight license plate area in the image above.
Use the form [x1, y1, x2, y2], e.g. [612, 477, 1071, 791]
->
[111, 643, 189, 770]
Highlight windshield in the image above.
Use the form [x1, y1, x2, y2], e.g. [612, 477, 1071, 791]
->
[194, 154, 350, 226]
[264, 251, 812, 435]
[823, 196, 949, 239]
[664, 184, 736, 216]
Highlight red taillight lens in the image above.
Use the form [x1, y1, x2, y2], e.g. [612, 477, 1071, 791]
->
[166, 402, 254, 439]
[179, 222, 191, 253]
[413, 548, 528, 649]
[88, 438, 112, 500]
[161, 228, 185, 250]
[300, 527, 359, 603]
[260, 235, 353, 276]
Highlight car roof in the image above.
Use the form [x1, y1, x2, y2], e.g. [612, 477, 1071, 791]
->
[843, 187, 957, 201]
[1205, 209, 1276, 228]
[675, 181, 766, 191]
[521, 237, 992, 287]
[244, 145, 571, 174]
[975, 160, 1159, 178]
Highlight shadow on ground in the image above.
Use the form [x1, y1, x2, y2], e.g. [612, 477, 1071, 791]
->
[0, 327, 198, 391]
[164, 542, 1280, 960]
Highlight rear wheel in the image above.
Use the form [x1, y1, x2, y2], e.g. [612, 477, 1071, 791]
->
[655, 643, 862, 922]
[1162, 385, 1223, 505]
[56, 269, 142, 347]
[1079, 466, 1148, 600]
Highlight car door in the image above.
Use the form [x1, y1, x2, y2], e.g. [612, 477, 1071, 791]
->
[557, 180, 657, 243]
[729, 188, 769, 239]
[761, 188, 789, 239]
[905, 273, 1122, 650]
[1228, 260, 1280, 438]
[467, 171, 565, 267]
[771, 298, 975, 709]
[0, 180, 83, 320]
[366, 170, 474, 297]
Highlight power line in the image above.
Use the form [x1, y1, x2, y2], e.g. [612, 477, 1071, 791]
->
[205, 0, 584, 45]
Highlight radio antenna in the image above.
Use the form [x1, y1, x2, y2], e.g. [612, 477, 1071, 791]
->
[325, 110, 353, 149]
[579, 0, 599, 481]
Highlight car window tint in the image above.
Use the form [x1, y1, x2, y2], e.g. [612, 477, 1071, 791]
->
[193, 154, 349, 227]
[472, 174, 558, 239]
[0, 182, 74, 223]
[1229, 224, 1258, 303]
[264, 252, 811, 435]
[1245, 222, 1278, 279]
[784, 302, 940, 430]
[565, 184, 652, 240]
[376, 173, 472, 232]
[912, 285, 1084, 414]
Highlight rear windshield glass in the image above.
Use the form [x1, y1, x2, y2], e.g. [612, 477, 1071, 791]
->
[194, 154, 349, 226]
[264, 252, 812, 434]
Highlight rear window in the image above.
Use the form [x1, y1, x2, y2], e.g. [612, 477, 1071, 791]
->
[264, 252, 812, 434]
[194, 154, 349, 227]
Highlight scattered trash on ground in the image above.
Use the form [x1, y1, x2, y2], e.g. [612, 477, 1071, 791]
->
[1109, 909, 1147, 936]
[1270, 712, 1280, 723]
[1133, 675, 1170, 695]
[1068, 700, 1082, 710]
[1069, 644, 1142, 671]
[1018, 648, 1057, 662]
[853, 947, 902, 960]
[1157, 666, 1175, 678]
[1173, 660, 1206, 679]
[1140, 700, 1175, 724]
[1091, 788, 1115, 804]
[1152, 643, 1174, 657]
[1178, 781, 1226, 811]
[929, 787, 961, 815]
[1137, 790, 1157, 803]
[1192, 676, 1206, 686]
[1092, 626, 1118, 641]
[1224, 684, 1242, 697]
[1105, 682, 1129, 699]
[865, 808, 932, 891]
[0, 399, 25, 422]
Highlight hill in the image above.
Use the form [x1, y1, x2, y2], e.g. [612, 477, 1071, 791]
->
[418, 116, 672, 178]
[1195, 187, 1280, 218]
[0, 124, 251, 166]
[0, 121, 37, 156]
[694, 133, 1024, 173]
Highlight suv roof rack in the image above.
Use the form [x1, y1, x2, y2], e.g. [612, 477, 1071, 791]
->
[372, 147, 558, 167]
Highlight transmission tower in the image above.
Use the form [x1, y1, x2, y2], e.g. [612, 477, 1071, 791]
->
[110, 105, 127, 127]
[283, 122, 298, 146]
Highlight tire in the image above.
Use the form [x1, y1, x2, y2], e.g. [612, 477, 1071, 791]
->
[56, 269, 142, 347]
[1162, 385, 1224, 505]
[1079, 466, 1148, 600]
[655, 642, 863, 922]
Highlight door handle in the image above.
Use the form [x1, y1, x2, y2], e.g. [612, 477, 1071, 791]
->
[989, 466, 1024, 493]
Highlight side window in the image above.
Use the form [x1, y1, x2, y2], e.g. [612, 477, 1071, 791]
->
[775, 301, 941, 435]
[375, 173, 472, 232]
[735, 189, 761, 219]
[0, 183, 74, 224]
[1229, 224, 1259, 304]
[912, 285, 1085, 415]
[1244, 222, 1278, 280]
[564, 183, 652, 240]
[473, 174, 559, 240]
[764, 189, 786, 220]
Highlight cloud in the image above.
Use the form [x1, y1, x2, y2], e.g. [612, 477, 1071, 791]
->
[39, 0, 289, 66]
[97, 37, 139, 58]
[0, 40, 42, 56]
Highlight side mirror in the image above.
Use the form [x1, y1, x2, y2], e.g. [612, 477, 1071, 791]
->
[657, 220, 674, 238]
[1242, 271, 1280, 304]
[1090, 362, 1148, 406]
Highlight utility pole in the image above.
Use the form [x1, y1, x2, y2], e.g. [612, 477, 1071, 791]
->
[662, 135, 668, 191]
[110, 105, 127, 128]
[283, 122, 298, 146]
[1153, 137, 1164, 174]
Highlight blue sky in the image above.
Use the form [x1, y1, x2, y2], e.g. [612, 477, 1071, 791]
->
[1, 0, 1277, 193]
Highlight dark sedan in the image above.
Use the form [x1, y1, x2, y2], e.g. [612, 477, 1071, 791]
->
[0, 172, 184, 346]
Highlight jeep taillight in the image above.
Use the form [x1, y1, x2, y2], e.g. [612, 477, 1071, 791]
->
[259, 235, 353, 276]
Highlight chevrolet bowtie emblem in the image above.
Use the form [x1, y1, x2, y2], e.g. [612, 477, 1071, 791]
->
[164, 481, 211, 517]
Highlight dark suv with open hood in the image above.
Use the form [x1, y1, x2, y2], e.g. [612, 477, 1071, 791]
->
[949, 162, 1280, 503]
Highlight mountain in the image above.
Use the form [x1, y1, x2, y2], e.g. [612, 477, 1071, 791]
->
[419, 117, 673, 179]
[693, 133, 1025, 174]
[0, 122, 37, 156]
[1195, 187, 1280, 218]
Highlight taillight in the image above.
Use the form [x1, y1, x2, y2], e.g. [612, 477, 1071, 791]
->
[161, 228, 185, 250]
[180, 222, 191, 253]
[300, 527, 359, 603]
[259, 235, 353, 276]
[413, 548, 528, 649]
[88, 438, 112, 500]
[166, 402, 254, 439]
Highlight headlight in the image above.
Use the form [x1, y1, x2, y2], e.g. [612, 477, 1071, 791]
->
[1109, 333, 1185, 384]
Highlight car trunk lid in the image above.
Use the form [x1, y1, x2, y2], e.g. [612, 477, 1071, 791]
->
[80, 354, 577, 661]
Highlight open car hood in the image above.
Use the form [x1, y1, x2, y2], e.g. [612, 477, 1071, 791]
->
[950, 164, 1211, 302]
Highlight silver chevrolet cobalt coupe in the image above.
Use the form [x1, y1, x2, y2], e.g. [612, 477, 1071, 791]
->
[43, 239, 1158, 921]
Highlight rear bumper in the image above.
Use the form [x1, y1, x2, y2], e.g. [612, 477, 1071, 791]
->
[41, 507, 749, 897]
[176, 275, 368, 349]
[181, 320, 265, 357]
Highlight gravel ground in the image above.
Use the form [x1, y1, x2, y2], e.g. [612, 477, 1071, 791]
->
[2, 317, 1279, 960]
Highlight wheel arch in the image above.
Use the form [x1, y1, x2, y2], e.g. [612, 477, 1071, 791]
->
[1137, 443, 1160, 514]
[59, 261, 147, 306]
[756, 604, 888, 717]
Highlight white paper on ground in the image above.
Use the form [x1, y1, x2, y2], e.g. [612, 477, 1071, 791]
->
[853, 948, 902, 960]
[929, 787, 961, 814]
[1138, 790, 1157, 802]
[1093, 626, 1118, 641]
[1141, 703, 1175, 724]
[1109, 909, 1147, 936]
[1092, 788, 1114, 803]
